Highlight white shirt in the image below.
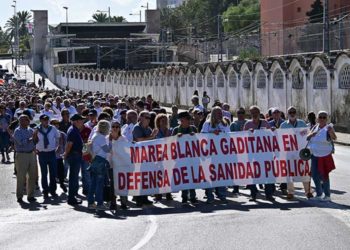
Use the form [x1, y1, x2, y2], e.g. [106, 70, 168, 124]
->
[121, 123, 135, 142]
[36, 126, 60, 152]
[94, 107, 103, 116]
[91, 132, 110, 159]
[201, 121, 230, 133]
[64, 106, 77, 117]
[222, 110, 231, 120]
[40, 110, 55, 120]
[309, 125, 333, 157]
[88, 126, 98, 141]
[194, 104, 204, 112]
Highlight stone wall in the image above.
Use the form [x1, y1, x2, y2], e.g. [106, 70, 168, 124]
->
[57, 52, 350, 132]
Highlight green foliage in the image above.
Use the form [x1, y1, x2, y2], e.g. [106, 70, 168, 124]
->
[92, 13, 109, 23]
[160, 0, 241, 40]
[222, 0, 260, 33]
[112, 16, 127, 23]
[0, 27, 11, 53]
[238, 47, 261, 60]
[306, 0, 324, 23]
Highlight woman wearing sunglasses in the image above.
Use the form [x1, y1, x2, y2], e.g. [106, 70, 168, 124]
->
[109, 120, 129, 210]
[307, 111, 337, 202]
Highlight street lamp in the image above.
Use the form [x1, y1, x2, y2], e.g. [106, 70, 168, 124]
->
[12, 1, 19, 74]
[141, 2, 149, 9]
[96, 7, 111, 23]
[63, 6, 69, 89]
[129, 10, 141, 22]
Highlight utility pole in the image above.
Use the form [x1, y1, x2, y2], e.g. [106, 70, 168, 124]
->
[63, 6, 69, 88]
[217, 15, 223, 62]
[97, 44, 101, 69]
[125, 39, 129, 70]
[323, 0, 330, 54]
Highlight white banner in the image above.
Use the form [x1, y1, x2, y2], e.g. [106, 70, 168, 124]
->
[112, 128, 311, 196]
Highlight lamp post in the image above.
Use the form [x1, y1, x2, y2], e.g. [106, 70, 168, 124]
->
[129, 10, 141, 22]
[141, 2, 149, 10]
[96, 7, 111, 23]
[12, 1, 19, 74]
[63, 6, 69, 89]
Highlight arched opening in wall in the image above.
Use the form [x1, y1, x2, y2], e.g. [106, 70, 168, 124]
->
[79, 73, 83, 79]
[313, 66, 327, 89]
[196, 73, 203, 87]
[339, 64, 350, 89]
[173, 75, 178, 87]
[62, 71, 65, 77]
[206, 73, 213, 87]
[292, 68, 304, 89]
[273, 69, 284, 89]
[180, 75, 185, 87]
[84, 73, 88, 80]
[75, 72, 78, 79]
[101, 75, 105, 82]
[95, 74, 99, 82]
[161, 75, 165, 86]
[228, 72, 237, 87]
[257, 70, 266, 88]
[155, 76, 159, 86]
[107, 75, 111, 82]
[70, 72, 74, 78]
[189, 75, 194, 87]
[217, 72, 225, 87]
[114, 76, 118, 84]
[242, 71, 251, 89]
[89, 74, 93, 81]
[145, 75, 148, 86]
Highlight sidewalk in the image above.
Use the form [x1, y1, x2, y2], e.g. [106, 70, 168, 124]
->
[164, 107, 349, 146]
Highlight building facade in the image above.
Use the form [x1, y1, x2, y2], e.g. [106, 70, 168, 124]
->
[261, 0, 350, 56]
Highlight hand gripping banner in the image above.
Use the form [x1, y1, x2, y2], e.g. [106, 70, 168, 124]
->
[112, 128, 310, 196]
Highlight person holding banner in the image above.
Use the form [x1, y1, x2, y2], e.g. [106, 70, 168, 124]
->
[307, 111, 337, 202]
[280, 106, 313, 200]
[87, 120, 112, 211]
[230, 107, 247, 197]
[243, 106, 275, 202]
[172, 111, 198, 204]
[201, 106, 230, 203]
[132, 111, 159, 207]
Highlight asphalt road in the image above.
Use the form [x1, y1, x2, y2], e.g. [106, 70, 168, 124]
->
[1, 60, 350, 249]
[0, 145, 349, 250]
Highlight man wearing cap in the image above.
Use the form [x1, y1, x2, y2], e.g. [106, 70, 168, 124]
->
[13, 115, 38, 203]
[85, 109, 98, 129]
[281, 106, 313, 200]
[132, 111, 159, 207]
[172, 111, 198, 204]
[64, 114, 85, 205]
[33, 114, 61, 199]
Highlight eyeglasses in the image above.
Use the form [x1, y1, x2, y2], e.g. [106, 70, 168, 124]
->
[318, 116, 327, 119]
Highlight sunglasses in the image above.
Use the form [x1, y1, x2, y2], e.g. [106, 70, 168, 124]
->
[112, 125, 120, 129]
[288, 111, 296, 114]
[318, 116, 327, 119]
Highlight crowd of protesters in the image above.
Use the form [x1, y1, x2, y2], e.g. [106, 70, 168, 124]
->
[0, 81, 337, 212]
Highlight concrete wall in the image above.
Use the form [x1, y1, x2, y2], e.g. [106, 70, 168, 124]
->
[57, 53, 350, 131]
[31, 10, 48, 72]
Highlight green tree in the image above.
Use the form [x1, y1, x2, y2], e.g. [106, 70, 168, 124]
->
[112, 16, 127, 23]
[17, 11, 32, 36]
[306, 0, 324, 23]
[0, 27, 11, 54]
[92, 13, 108, 23]
[222, 0, 260, 33]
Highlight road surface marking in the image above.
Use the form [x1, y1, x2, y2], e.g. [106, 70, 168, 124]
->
[130, 214, 158, 250]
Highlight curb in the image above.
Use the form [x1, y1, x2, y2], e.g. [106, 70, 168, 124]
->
[334, 141, 350, 147]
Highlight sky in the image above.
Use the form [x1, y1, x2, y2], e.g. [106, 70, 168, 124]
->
[0, 0, 156, 28]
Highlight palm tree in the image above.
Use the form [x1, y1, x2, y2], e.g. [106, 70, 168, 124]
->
[112, 16, 127, 23]
[92, 13, 108, 23]
[17, 11, 32, 36]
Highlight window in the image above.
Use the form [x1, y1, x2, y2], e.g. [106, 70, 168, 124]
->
[292, 68, 304, 89]
[242, 71, 251, 89]
[273, 69, 284, 89]
[197, 73, 203, 87]
[206, 73, 213, 87]
[228, 72, 237, 87]
[79, 73, 83, 79]
[339, 64, 350, 89]
[257, 70, 266, 88]
[217, 72, 225, 87]
[313, 67, 327, 89]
